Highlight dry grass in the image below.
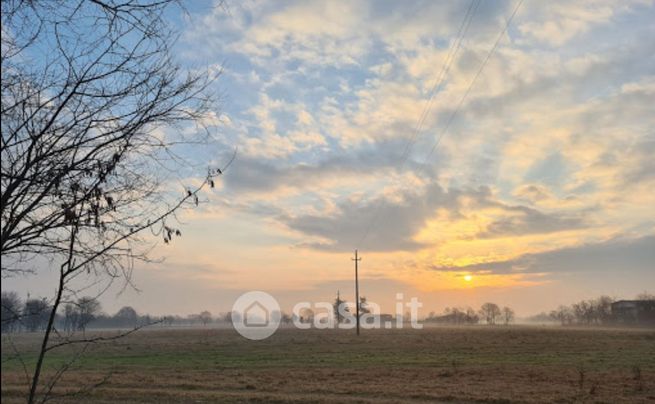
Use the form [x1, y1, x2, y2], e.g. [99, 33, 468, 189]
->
[2, 326, 654, 402]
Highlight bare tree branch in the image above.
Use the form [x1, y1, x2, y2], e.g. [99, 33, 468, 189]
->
[1, 1, 229, 402]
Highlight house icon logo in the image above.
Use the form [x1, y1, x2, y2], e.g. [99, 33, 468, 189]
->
[244, 301, 269, 327]
[231, 291, 281, 340]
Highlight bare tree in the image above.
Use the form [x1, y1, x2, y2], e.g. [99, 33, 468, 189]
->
[547, 296, 618, 326]
[62, 303, 79, 333]
[1, 291, 22, 333]
[549, 305, 574, 326]
[636, 291, 655, 301]
[465, 307, 479, 324]
[22, 298, 51, 332]
[199, 310, 212, 326]
[75, 297, 102, 333]
[592, 296, 613, 325]
[501, 306, 515, 325]
[425, 307, 479, 325]
[572, 300, 592, 324]
[1, 1, 227, 402]
[479, 303, 501, 325]
[568, 297, 615, 325]
[449, 307, 469, 324]
[114, 306, 138, 328]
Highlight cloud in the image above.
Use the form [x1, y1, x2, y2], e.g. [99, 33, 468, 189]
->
[177, 0, 655, 271]
[477, 204, 585, 238]
[8, 0, 655, 321]
[222, 1, 371, 67]
[219, 135, 444, 196]
[429, 235, 655, 274]
[279, 180, 586, 252]
[622, 138, 655, 186]
[517, 0, 649, 46]
[513, 184, 553, 202]
[281, 182, 466, 252]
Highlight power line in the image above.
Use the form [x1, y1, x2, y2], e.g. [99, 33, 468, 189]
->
[420, 0, 524, 168]
[355, 0, 481, 249]
[356, 0, 523, 250]
[396, 0, 481, 168]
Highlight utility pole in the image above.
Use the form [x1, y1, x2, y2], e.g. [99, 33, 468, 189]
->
[352, 249, 361, 335]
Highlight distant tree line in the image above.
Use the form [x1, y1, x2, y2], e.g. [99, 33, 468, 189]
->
[526, 292, 655, 326]
[2, 291, 158, 333]
[14, 292, 652, 333]
[425, 303, 515, 325]
[1, 291, 298, 333]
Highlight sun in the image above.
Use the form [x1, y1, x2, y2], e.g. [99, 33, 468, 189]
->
[464, 274, 473, 282]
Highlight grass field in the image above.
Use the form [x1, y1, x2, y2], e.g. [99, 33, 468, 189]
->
[2, 326, 655, 403]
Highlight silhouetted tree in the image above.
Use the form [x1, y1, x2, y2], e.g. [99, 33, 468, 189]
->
[61, 297, 101, 332]
[1, 291, 22, 333]
[114, 306, 138, 328]
[549, 305, 574, 325]
[62, 303, 79, 333]
[75, 297, 102, 333]
[22, 298, 50, 332]
[593, 296, 613, 324]
[572, 300, 593, 324]
[425, 306, 479, 325]
[1, 1, 226, 401]
[502, 306, 515, 325]
[199, 311, 213, 326]
[546, 296, 618, 326]
[568, 297, 615, 325]
[465, 307, 479, 324]
[479, 303, 501, 325]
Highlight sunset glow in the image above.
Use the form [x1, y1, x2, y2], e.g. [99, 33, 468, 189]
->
[4, 0, 654, 317]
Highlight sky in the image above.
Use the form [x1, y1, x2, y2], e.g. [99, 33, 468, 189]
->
[7, 0, 655, 317]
